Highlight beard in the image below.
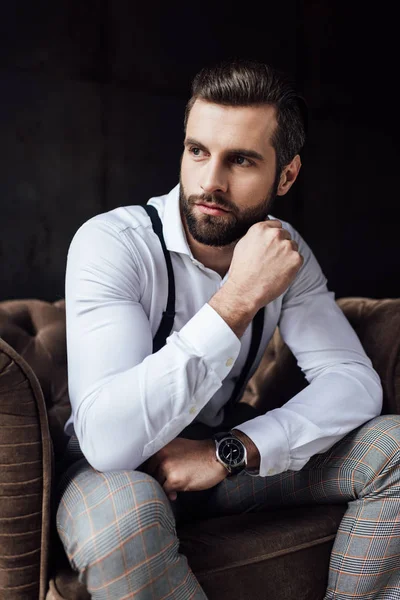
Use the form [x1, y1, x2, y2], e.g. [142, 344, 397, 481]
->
[179, 174, 280, 247]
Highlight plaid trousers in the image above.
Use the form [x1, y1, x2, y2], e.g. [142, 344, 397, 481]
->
[56, 414, 400, 600]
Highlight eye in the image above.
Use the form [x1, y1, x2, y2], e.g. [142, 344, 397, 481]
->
[231, 155, 253, 167]
[188, 146, 205, 157]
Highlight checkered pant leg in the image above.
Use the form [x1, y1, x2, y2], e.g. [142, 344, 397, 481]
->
[203, 415, 400, 600]
[56, 458, 208, 600]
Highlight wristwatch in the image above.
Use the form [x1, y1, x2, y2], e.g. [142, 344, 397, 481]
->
[213, 431, 247, 476]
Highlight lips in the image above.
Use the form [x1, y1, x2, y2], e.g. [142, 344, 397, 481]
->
[195, 203, 230, 216]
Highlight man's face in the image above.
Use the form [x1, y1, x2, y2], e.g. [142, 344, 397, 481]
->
[180, 99, 281, 247]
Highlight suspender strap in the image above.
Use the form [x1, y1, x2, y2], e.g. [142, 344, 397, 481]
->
[227, 306, 265, 406]
[143, 204, 176, 353]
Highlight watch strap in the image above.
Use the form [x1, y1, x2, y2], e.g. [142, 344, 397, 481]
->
[213, 431, 234, 443]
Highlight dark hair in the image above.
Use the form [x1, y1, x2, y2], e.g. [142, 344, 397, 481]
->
[184, 58, 308, 174]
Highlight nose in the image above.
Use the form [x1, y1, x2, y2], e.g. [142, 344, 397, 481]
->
[200, 159, 228, 195]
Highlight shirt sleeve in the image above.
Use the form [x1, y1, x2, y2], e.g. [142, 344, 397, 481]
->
[234, 224, 383, 477]
[65, 218, 241, 471]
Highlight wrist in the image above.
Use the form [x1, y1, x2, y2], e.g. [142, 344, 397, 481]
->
[231, 429, 260, 470]
[209, 280, 259, 339]
[207, 439, 229, 478]
[222, 278, 260, 315]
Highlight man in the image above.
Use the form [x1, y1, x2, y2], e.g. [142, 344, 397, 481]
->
[58, 59, 400, 600]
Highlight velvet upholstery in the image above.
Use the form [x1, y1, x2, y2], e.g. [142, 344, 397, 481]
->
[0, 336, 52, 600]
[0, 296, 398, 600]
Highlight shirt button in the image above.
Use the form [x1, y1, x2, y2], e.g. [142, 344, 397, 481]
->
[189, 406, 197, 415]
[225, 357, 234, 367]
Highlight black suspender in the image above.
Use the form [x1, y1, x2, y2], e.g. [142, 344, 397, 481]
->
[142, 203, 265, 405]
[143, 204, 176, 353]
[226, 306, 265, 407]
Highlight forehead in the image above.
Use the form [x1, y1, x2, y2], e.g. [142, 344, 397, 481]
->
[186, 99, 278, 151]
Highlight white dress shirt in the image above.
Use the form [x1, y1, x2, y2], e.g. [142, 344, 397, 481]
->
[65, 183, 383, 475]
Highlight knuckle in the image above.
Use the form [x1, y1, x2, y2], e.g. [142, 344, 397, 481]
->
[250, 222, 263, 235]
[168, 474, 181, 488]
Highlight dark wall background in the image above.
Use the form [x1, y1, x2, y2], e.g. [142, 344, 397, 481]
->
[1, 1, 398, 302]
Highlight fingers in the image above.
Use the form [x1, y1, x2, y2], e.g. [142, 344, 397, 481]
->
[263, 220, 291, 241]
[275, 229, 303, 263]
[265, 218, 283, 228]
[142, 456, 169, 492]
[277, 228, 292, 241]
[266, 222, 300, 254]
[142, 469, 177, 502]
[163, 479, 178, 500]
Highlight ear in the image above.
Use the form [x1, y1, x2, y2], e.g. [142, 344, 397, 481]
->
[277, 154, 301, 196]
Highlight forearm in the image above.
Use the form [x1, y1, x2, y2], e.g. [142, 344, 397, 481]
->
[235, 363, 383, 477]
[209, 281, 265, 471]
[72, 277, 265, 471]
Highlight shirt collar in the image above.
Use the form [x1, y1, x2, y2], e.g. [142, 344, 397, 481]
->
[157, 183, 194, 258]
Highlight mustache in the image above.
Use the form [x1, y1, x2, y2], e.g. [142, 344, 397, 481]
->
[187, 194, 236, 214]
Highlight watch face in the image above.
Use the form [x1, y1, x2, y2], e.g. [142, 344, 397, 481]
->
[219, 438, 245, 467]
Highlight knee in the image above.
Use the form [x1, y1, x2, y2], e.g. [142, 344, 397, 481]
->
[359, 415, 400, 471]
[364, 414, 400, 444]
[57, 466, 175, 571]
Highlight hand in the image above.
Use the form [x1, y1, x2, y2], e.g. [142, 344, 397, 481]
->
[228, 219, 303, 311]
[141, 438, 228, 501]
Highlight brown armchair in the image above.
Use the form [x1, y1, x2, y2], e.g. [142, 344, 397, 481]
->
[0, 297, 399, 600]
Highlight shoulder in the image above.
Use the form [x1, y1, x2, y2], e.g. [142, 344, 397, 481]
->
[65, 206, 155, 301]
[73, 204, 152, 240]
[65, 206, 156, 284]
[67, 203, 164, 265]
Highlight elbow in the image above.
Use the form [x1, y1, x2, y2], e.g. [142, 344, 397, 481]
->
[74, 401, 145, 473]
[81, 444, 121, 473]
[79, 435, 145, 473]
[357, 362, 383, 420]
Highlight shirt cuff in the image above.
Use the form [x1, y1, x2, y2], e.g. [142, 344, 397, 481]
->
[172, 302, 241, 381]
[234, 411, 290, 477]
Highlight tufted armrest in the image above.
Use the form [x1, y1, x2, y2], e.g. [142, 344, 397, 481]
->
[0, 335, 52, 600]
[0, 300, 70, 461]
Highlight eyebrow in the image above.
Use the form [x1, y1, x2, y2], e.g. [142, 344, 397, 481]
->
[184, 137, 265, 162]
